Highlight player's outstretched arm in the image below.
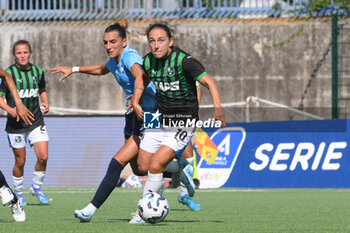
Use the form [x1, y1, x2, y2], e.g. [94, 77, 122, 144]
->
[131, 64, 151, 120]
[0, 68, 34, 125]
[51, 65, 109, 81]
[198, 74, 226, 128]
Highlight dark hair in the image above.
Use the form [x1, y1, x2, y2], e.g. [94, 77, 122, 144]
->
[104, 18, 128, 39]
[12, 40, 32, 56]
[146, 22, 173, 39]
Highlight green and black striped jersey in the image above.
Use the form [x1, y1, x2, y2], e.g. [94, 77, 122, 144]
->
[143, 47, 207, 118]
[0, 63, 46, 133]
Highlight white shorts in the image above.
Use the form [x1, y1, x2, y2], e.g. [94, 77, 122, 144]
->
[8, 125, 49, 149]
[140, 126, 195, 159]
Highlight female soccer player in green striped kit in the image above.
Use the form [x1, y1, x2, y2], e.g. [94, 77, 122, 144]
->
[132, 22, 226, 214]
[0, 40, 50, 206]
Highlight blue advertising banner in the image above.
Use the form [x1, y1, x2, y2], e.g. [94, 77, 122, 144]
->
[196, 119, 349, 188]
[1, 116, 347, 188]
[0, 117, 126, 188]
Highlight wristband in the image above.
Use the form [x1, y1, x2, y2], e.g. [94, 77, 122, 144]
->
[72, 66, 80, 73]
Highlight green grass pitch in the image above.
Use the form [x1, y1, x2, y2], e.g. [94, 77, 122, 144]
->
[0, 188, 350, 233]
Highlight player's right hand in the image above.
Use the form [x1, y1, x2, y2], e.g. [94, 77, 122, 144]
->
[50, 66, 73, 81]
[15, 104, 34, 125]
[133, 103, 143, 120]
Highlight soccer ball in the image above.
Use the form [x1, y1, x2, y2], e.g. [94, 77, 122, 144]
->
[137, 192, 169, 224]
[121, 175, 143, 188]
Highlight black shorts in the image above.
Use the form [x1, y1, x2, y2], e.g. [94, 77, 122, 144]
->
[124, 112, 144, 139]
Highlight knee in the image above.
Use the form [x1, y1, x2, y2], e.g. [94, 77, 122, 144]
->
[149, 162, 163, 174]
[137, 163, 148, 175]
[15, 158, 26, 168]
[37, 155, 48, 165]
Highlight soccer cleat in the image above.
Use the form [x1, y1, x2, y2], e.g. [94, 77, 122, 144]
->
[180, 164, 195, 197]
[74, 208, 94, 222]
[0, 185, 15, 205]
[29, 185, 49, 204]
[10, 199, 26, 222]
[14, 192, 27, 206]
[178, 194, 201, 211]
[129, 210, 145, 224]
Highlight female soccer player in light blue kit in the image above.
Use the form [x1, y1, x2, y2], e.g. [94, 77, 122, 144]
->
[51, 18, 198, 223]
[52, 18, 154, 222]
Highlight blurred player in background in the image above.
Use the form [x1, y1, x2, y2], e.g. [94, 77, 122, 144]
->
[171, 82, 201, 190]
[0, 66, 35, 221]
[193, 82, 202, 188]
[0, 40, 50, 206]
[132, 22, 225, 218]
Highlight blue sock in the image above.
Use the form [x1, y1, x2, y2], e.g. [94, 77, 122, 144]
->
[91, 159, 124, 208]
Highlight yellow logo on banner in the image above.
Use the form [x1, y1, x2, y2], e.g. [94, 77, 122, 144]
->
[194, 128, 218, 164]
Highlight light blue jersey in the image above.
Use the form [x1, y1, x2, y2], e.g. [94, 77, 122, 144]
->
[106, 45, 155, 112]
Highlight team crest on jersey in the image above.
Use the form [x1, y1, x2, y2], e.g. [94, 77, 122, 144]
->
[120, 64, 124, 73]
[167, 67, 175, 77]
[15, 136, 22, 143]
[32, 76, 38, 84]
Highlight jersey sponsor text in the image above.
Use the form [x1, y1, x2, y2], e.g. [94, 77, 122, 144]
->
[154, 81, 179, 92]
[18, 88, 39, 98]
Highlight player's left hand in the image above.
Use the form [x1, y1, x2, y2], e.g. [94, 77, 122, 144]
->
[40, 103, 49, 114]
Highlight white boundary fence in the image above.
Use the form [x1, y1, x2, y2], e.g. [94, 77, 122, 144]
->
[49, 96, 323, 121]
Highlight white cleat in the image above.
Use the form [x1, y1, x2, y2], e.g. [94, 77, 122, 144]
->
[10, 199, 26, 222]
[74, 208, 93, 222]
[129, 210, 145, 224]
[0, 185, 15, 206]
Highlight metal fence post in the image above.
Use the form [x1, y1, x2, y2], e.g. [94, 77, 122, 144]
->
[331, 14, 338, 119]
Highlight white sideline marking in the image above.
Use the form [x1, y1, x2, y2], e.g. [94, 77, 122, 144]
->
[40, 189, 350, 194]
[41, 188, 265, 194]
[335, 189, 350, 192]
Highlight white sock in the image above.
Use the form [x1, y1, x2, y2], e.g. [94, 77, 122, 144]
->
[85, 203, 97, 215]
[164, 160, 179, 173]
[13, 176, 24, 194]
[143, 172, 163, 195]
[186, 157, 194, 166]
[33, 171, 46, 189]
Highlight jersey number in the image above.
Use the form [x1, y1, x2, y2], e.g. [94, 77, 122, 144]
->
[175, 129, 187, 141]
